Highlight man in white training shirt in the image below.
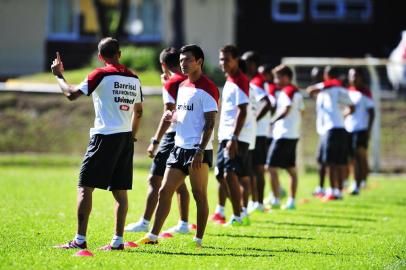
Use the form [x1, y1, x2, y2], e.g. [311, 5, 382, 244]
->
[52, 37, 143, 251]
[137, 44, 219, 248]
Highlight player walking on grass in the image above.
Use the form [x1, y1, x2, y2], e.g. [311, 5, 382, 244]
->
[211, 45, 251, 226]
[267, 65, 304, 210]
[137, 44, 219, 248]
[52, 37, 143, 250]
[345, 68, 375, 195]
[241, 51, 272, 212]
[307, 66, 354, 201]
[125, 47, 191, 234]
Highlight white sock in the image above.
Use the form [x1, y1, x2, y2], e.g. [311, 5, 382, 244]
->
[315, 186, 324, 193]
[241, 207, 248, 218]
[147, 233, 158, 241]
[333, 188, 341, 197]
[272, 197, 280, 205]
[74, 234, 86, 244]
[141, 218, 150, 225]
[193, 237, 202, 245]
[215, 205, 225, 216]
[326, 188, 333, 195]
[287, 197, 295, 205]
[178, 220, 189, 227]
[110, 235, 123, 248]
[231, 214, 241, 222]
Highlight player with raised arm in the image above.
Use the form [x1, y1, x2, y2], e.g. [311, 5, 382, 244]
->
[53, 37, 143, 250]
[125, 47, 191, 234]
[137, 44, 219, 248]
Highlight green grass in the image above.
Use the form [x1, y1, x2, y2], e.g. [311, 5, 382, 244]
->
[0, 155, 405, 270]
[11, 68, 162, 86]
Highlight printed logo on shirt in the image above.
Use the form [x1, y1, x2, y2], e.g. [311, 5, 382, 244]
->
[177, 103, 194, 111]
[120, 105, 130, 111]
[114, 97, 135, 104]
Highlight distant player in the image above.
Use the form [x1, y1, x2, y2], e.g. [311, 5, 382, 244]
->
[212, 45, 251, 226]
[345, 68, 375, 194]
[125, 47, 191, 234]
[241, 51, 272, 212]
[307, 66, 354, 201]
[309, 67, 328, 198]
[137, 44, 218, 248]
[52, 37, 143, 250]
[267, 65, 304, 209]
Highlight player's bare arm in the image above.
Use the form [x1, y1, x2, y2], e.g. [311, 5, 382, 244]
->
[367, 108, 375, 138]
[306, 85, 321, 97]
[270, 105, 291, 125]
[147, 102, 175, 158]
[256, 96, 271, 121]
[191, 111, 216, 170]
[227, 103, 247, 159]
[51, 52, 83, 101]
[132, 103, 143, 140]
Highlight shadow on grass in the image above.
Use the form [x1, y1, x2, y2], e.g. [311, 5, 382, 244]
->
[127, 248, 274, 258]
[256, 220, 354, 229]
[203, 246, 348, 256]
[206, 233, 314, 241]
[299, 213, 378, 222]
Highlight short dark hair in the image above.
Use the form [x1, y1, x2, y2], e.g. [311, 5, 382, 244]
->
[324, 66, 339, 79]
[273, 64, 293, 79]
[260, 64, 273, 74]
[98, 37, 120, 58]
[159, 47, 180, 69]
[241, 51, 260, 66]
[220, 45, 239, 58]
[179, 44, 204, 65]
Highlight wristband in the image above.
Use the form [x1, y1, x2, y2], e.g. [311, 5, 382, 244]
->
[231, 134, 238, 141]
[150, 137, 159, 145]
[133, 137, 138, 142]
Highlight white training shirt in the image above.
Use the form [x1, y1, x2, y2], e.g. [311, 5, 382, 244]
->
[344, 87, 375, 132]
[162, 72, 187, 133]
[315, 81, 353, 135]
[247, 87, 257, 150]
[250, 73, 271, 137]
[218, 70, 252, 144]
[175, 75, 219, 150]
[77, 64, 143, 137]
[272, 85, 305, 140]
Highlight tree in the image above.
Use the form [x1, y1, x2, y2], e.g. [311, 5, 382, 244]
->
[92, 0, 130, 38]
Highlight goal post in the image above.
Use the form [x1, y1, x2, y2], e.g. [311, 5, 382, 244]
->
[281, 57, 387, 172]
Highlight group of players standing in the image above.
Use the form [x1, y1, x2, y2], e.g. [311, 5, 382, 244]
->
[52, 38, 374, 251]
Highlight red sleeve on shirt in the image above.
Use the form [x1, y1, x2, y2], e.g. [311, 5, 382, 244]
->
[282, 84, 299, 100]
[189, 75, 219, 104]
[268, 83, 277, 97]
[164, 73, 186, 102]
[227, 70, 250, 97]
[250, 73, 266, 90]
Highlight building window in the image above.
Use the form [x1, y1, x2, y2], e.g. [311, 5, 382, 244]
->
[272, 0, 305, 22]
[47, 0, 80, 39]
[127, 0, 162, 42]
[310, 0, 372, 22]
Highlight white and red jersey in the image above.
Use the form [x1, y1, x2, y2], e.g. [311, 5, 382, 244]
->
[344, 86, 375, 132]
[266, 82, 280, 138]
[175, 75, 219, 150]
[218, 70, 252, 143]
[250, 73, 271, 137]
[315, 79, 353, 135]
[77, 63, 143, 137]
[272, 85, 304, 139]
[162, 72, 187, 133]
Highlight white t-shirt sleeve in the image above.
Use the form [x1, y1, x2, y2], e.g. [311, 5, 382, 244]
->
[77, 77, 89, 96]
[315, 82, 325, 90]
[135, 84, 143, 103]
[251, 84, 267, 102]
[338, 88, 353, 106]
[366, 96, 375, 108]
[236, 87, 249, 106]
[201, 91, 218, 112]
[298, 94, 305, 111]
[278, 91, 292, 108]
[162, 86, 176, 104]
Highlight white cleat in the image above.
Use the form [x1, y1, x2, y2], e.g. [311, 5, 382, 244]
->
[124, 221, 149, 232]
[164, 225, 189, 234]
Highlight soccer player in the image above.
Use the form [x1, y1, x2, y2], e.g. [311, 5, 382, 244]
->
[309, 67, 328, 198]
[125, 47, 191, 234]
[212, 45, 251, 226]
[345, 68, 375, 194]
[137, 44, 219, 248]
[307, 66, 354, 200]
[52, 37, 143, 250]
[241, 51, 272, 212]
[267, 65, 304, 210]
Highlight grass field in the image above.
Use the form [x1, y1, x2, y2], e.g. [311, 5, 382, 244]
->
[0, 155, 405, 270]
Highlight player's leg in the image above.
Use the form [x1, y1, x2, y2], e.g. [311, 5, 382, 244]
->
[269, 167, 281, 208]
[284, 167, 298, 209]
[165, 182, 191, 234]
[188, 163, 210, 246]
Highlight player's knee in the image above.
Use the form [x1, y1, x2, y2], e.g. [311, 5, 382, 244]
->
[191, 189, 207, 202]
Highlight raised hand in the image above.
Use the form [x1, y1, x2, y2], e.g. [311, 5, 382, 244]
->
[51, 52, 64, 77]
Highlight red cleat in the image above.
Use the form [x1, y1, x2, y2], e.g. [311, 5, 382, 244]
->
[159, 232, 173, 238]
[189, 224, 197, 230]
[54, 241, 87, 249]
[73, 250, 94, 257]
[210, 213, 226, 224]
[124, 241, 138, 248]
[98, 244, 124, 251]
[322, 194, 336, 202]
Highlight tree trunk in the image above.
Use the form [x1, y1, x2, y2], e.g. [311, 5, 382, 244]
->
[115, 0, 130, 39]
[93, 0, 109, 37]
[172, 0, 185, 48]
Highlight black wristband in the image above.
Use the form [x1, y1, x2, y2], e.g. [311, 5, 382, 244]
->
[133, 137, 138, 142]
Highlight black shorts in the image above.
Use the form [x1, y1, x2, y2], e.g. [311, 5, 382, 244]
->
[252, 136, 270, 166]
[79, 132, 134, 190]
[267, 138, 298, 168]
[150, 132, 175, 177]
[215, 140, 250, 178]
[317, 128, 349, 165]
[166, 146, 213, 175]
[348, 130, 369, 157]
